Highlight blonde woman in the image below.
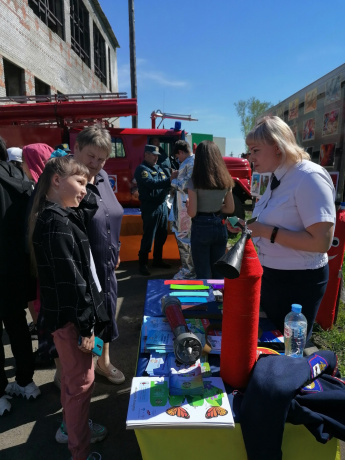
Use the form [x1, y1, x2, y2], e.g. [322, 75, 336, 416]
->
[246, 116, 335, 339]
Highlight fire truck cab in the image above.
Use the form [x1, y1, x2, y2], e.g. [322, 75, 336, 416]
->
[0, 93, 252, 217]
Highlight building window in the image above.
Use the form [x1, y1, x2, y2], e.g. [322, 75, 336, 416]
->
[93, 24, 106, 85]
[35, 77, 51, 101]
[28, 0, 64, 40]
[3, 59, 25, 97]
[70, 0, 90, 67]
[108, 48, 112, 91]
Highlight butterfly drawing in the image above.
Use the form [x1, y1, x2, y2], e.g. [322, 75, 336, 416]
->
[166, 406, 190, 419]
[205, 406, 228, 419]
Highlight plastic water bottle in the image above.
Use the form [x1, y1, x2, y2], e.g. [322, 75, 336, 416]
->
[284, 304, 307, 358]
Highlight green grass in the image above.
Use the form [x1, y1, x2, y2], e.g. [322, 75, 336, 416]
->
[312, 260, 345, 376]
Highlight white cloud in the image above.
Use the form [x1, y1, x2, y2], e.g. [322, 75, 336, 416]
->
[140, 70, 187, 88]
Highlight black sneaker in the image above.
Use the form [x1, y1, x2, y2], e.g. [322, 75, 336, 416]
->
[139, 264, 151, 276]
[28, 322, 38, 340]
[152, 260, 172, 269]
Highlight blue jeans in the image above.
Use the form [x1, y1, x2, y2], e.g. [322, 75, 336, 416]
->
[191, 215, 227, 279]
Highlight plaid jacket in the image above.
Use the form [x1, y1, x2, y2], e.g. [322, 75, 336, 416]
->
[33, 200, 109, 337]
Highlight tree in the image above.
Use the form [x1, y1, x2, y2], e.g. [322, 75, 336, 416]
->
[234, 97, 273, 147]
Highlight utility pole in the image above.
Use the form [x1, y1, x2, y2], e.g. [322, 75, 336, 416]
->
[128, 0, 138, 128]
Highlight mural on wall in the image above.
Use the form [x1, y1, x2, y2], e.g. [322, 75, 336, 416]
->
[322, 109, 339, 137]
[319, 143, 336, 167]
[302, 118, 315, 141]
[304, 88, 317, 114]
[290, 124, 298, 140]
[325, 75, 341, 105]
[276, 105, 284, 119]
[288, 99, 299, 120]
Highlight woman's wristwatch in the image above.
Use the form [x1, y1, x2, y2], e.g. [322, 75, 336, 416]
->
[270, 226, 279, 244]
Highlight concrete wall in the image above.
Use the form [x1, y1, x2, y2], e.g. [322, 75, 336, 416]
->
[0, 0, 118, 98]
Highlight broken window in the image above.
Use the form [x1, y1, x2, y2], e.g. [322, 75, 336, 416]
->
[35, 77, 51, 102]
[28, 0, 64, 40]
[93, 24, 106, 85]
[3, 59, 25, 97]
[70, 0, 90, 67]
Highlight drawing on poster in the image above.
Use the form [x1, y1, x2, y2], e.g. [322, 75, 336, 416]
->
[304, 88, 317, 114]
[302, 118, 315, 141]
[251, 173, 261, 196]
[322, 110, 339, 137]
[325, 75, 341, 105]
[276, 106, 284, 119]
[288, 99, 299, 120]
[260, 174, 270, 196]
[319, 143, 336, 167]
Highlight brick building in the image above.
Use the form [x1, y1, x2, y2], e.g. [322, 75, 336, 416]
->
[0, 0, 119, 100]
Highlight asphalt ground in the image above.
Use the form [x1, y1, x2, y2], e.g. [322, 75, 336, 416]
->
[1, 259, 181, 460]
[1, 258, 344, 460]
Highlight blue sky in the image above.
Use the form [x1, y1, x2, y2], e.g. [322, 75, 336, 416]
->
[99, 0, 345, 156]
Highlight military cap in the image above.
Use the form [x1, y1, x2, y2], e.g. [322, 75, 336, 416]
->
[144, 144, 161, 155]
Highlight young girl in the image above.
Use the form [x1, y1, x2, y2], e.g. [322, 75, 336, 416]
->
[187, 140, 235, 279]
[29, 156, 109, 460]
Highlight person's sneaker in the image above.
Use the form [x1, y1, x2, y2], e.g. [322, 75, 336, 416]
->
[28, 321, 38, 340]
[5, 381, 41, 400]
[95, 362, 125, 384]
[0, 395, 12, 416]
[87, 454, 102, 460]
[56, 419, 108, 444]
[152, 260, 171, 269]
[139, 264, 151, 276]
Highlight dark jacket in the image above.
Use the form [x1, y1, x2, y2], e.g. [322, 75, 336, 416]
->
[240, 351, 344, 460]
[0, 161, 33, 313]
[134, 160, 171, 204]
[33, 198, 109, 337]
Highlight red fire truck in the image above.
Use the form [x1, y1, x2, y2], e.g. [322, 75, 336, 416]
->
[0, 93, 252, 217]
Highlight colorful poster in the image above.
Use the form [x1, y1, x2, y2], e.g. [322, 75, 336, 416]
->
[288, 99, 299, 120]
[276, 106, 284, 119]
[260, 174, 270, 195]
[322, 110, 339, 136]
[325, 75, 341, 105]
[302, 118, 315, 141]
[319, 143, 336, 167]
[304, 88, 317, 114]
[251, 173, 261, 196]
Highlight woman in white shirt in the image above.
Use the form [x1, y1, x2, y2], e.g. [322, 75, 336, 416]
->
[246, 116, 335, 339]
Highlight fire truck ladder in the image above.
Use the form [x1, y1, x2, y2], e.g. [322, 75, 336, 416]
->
[0, 93, 137, 126]
[150, 110, 198, 129]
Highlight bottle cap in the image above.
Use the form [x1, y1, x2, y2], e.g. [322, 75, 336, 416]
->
[291, 304, 302, 313]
